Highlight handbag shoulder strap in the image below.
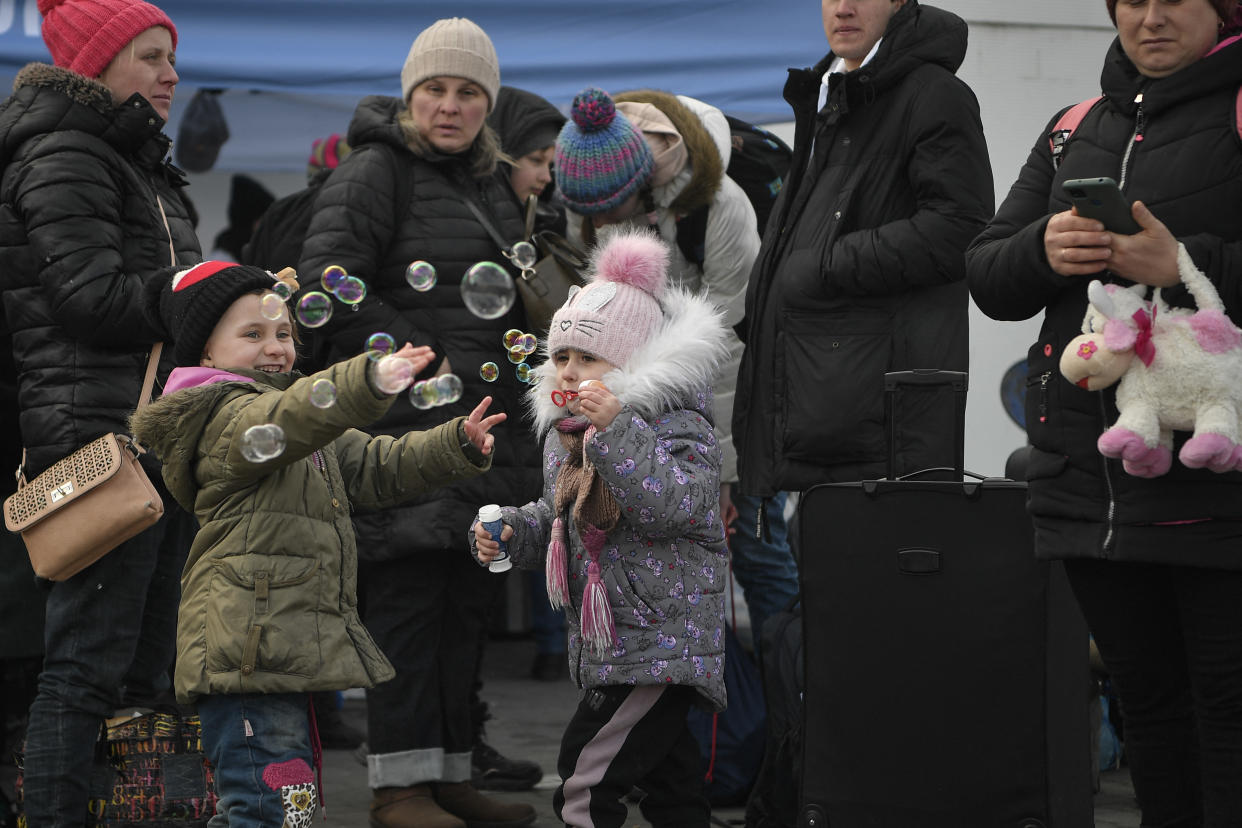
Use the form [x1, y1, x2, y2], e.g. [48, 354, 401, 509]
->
[141, 193, 176, 411]
[523, 194, 539, 239]
[458, 193, 512, 254]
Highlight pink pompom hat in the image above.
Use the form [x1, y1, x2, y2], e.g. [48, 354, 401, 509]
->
[546, 229, 668, 369]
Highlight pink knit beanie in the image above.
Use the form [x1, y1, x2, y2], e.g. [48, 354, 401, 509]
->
[39, 0, 176, 80]
[547, 229, 668, 369]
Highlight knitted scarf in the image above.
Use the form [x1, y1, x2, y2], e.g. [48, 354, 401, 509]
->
[546, 416, 621, 658]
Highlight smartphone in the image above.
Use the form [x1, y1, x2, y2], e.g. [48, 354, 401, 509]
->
[1061, 177, 1141, 234]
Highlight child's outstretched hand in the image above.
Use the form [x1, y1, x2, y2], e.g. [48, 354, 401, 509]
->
[372, 343, 435, 395]
[464, 396, 506, 456]
[576, 380, 621, 430]
[473, 519, 513, 563]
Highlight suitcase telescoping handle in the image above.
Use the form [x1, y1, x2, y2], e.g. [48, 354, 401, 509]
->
[883, 370, 967, 481]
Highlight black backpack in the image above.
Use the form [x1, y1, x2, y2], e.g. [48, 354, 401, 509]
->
[242, 142, 410, 274]
[744, 599, 804, 828]
[674, 115, 792, 268]
[686, 622, 767, 807]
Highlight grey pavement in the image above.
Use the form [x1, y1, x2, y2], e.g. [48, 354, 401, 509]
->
[320, 634, 1141, 828]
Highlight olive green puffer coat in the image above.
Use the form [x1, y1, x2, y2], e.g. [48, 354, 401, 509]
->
[130, 354, 490, 702]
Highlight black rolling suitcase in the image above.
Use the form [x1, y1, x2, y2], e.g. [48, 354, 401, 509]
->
[797, 370, 1092, 828]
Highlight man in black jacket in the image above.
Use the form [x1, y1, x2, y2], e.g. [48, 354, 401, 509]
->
[733, 0, 993, 500]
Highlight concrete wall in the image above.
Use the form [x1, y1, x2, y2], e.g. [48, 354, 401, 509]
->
[188, 2, 1121, 474]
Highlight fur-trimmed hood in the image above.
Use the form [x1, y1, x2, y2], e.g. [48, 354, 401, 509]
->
[0, 62, 171, 169]
[613, 89, 727, 217]
[525, 286, 729, 435]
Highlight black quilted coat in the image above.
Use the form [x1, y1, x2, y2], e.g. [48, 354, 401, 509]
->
[0, 64, 200, 478]
[298, 95, 541, 556]
[967, 35, 1242, 569]
[733, 1, 993, 496]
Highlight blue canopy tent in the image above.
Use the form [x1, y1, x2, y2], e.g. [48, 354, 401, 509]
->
[0, 0, 823, 171]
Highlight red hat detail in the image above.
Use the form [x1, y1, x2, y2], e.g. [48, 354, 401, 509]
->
[38, 0, 177, 80]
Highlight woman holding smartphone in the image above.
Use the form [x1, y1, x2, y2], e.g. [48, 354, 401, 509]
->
[966, 1, 1242, 825]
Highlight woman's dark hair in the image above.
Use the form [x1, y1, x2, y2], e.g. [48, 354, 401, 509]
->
[1105, 0, 1242, 33]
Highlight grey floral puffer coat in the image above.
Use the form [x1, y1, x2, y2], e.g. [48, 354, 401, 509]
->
[473, 286, 731, 711]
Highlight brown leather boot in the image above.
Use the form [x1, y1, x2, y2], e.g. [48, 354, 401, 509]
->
[433, 781, 537, 827]
[369, 784, 465, 828]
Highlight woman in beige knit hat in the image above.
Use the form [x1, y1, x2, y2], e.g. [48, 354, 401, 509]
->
[297, 16, 539, 828]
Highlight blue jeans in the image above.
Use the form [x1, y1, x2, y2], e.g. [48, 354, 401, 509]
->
[197, 693, 316, 828]
[528, 568, 567, 655]
[729, 492, 799, 651]
[20, 501, 191, 827]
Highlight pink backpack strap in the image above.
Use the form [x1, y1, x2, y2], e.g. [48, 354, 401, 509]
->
[1236, 86, 1242, 142]
[1048, 96, 1104, 169]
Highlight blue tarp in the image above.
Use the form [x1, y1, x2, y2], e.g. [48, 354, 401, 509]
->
[0, 0, 823, 171]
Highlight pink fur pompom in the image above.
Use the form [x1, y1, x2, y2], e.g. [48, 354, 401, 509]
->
[592, 229, 668, 298]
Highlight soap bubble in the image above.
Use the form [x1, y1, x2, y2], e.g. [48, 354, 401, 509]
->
[510, 240, 538, 270]
[460, 261, 515, 319]
[480, 362, 500, 382]
[516, 333, 538, 355]
[309, 379, 337, 409]
[270, 280, 293, 301]
[434, 373, 464, 404]
[507, 345, 528, 364]
[295, 292, 333, 328]
[405, 260, 437, 292]
[515, 363, 532, 383]
[259, 292, 287, 321]
[502, 329, 523, 349]
[365, 332, 396, 359]
[408, 380, 436, 410]
[240, 424, 286, 462]
[321, 265, 348, 292]
[335, 276, 367, 305]
[373, 354, 414, 394]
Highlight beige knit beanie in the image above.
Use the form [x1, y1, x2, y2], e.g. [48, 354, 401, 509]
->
[615, 101, 687, 188]
[401, 17, 500, 111]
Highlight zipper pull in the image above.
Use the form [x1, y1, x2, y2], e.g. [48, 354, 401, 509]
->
[755, 500, 764, 541]
[1133, 93, 1145, 142]
[1039, 371, 1052, 423]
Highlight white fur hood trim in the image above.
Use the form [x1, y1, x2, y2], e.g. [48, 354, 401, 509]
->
[526, 287, 729, 434]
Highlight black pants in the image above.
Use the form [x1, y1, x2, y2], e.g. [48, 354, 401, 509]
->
[360, 548, 501, 785]
[1065, 559, 1242, 828]
[555, 684, 708, 828]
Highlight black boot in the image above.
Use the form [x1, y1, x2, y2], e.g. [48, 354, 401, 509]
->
[471, 738, 542, 792]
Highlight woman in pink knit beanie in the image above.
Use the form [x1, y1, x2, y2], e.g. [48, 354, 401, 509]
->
[39, 0, 179, 118]
[2, 1, 200, 825]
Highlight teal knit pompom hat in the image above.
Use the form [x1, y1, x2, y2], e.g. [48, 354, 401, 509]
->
[554, 87, 654, 216]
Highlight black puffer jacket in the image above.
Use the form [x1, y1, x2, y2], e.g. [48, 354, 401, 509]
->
[733, 1, 993, 496]
[967, 36, 1242, 569]
[0, 64, 200, 478]
[299, 95, 541, 556]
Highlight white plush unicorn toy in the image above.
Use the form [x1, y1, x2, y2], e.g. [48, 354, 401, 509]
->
[1059, 244, 1242, 478]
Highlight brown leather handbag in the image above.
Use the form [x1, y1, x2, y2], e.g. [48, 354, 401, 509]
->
[3, 347, 165, 580]
[460, 194, 588, 334]
[3, 195, 175, 580]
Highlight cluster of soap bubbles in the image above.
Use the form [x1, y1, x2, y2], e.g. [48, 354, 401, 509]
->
[240, 423, 287, 462]
[294, 264, 369, 329]
[480, 328, 539, 384]
[256, 278, 297, 322]
[409, 374, 464, 410]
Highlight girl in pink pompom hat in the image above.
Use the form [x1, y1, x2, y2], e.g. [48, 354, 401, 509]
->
[471, 228, 732, 826]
